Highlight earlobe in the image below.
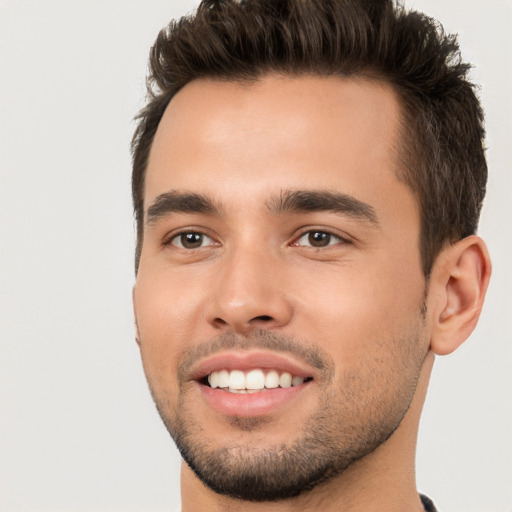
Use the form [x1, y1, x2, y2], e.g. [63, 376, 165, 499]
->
[429, 235, 491, 356]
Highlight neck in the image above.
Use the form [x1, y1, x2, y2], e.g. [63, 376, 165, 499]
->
[181, 352, 435, 512]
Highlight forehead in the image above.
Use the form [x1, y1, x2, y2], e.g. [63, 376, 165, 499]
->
[145, 75, 408, 215]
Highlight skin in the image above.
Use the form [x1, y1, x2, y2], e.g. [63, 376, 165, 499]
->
[133, 75, 491, 512]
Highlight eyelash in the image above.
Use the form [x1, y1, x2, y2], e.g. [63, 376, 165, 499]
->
[164, 230, 216, 250]
[163, 228, 351, 251]
[291, 229, 351, 249]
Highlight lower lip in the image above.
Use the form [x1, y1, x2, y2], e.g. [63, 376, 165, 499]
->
[198, 383, 309, 417]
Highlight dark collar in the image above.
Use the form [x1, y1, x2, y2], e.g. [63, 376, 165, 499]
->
[420, 494, 438, 512]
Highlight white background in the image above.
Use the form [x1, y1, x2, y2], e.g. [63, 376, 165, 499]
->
[0, 1, 510, 511]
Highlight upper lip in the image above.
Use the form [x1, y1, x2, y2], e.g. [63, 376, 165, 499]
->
[189, 350, 316, 382]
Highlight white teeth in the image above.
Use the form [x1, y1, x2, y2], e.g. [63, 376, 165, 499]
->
[207, 369, 308, 391]
[292, 376, 305, 386]
[217, 369, 229, 388]
[228, 370, 246, 390]
[209, 372, 218, 388]
[264, 370, 279, 389]
[246, 369, 265, 390]
[279, 372, 292, 388]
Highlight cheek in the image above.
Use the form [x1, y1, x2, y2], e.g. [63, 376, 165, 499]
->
[136, 260, 207, 323]
[295, 256, 425, 367]
[133, 267, 205, 374]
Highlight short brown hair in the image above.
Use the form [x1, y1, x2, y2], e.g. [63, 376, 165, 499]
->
[131, 0, 487, 276]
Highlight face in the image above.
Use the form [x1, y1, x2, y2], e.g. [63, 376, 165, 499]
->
[133, 75, 430, 500]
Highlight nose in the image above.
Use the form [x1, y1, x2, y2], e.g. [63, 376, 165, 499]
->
[206, 246, 293, 333]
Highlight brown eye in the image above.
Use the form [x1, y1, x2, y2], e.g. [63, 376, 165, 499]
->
[295, 230, 344, 248]
[308, 231, 331, 247]
[171, 232, 211, 249]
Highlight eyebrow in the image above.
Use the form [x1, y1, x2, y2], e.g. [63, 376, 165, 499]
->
[266, 190, 379, 225]
[146, 191, 222, 224]
[146, 189, 379, 226]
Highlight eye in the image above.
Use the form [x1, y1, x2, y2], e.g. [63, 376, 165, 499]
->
[293, 230, 346, 248]
[169, 231, 215, 249]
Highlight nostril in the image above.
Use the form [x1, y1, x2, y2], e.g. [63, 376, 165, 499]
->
[210, 314, 276, 331]
[253, 315, 273, 322]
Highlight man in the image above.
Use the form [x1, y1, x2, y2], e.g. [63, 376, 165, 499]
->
[131, 1, 491, 510]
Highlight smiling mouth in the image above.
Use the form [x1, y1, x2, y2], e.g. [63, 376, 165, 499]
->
[203, 368, 313, 394]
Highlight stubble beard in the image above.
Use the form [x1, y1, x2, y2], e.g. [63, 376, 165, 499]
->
[146, 329, 427, 502]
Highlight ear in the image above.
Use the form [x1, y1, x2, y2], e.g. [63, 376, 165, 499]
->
[132, 286, 141, 347]
[429, 235, 491, 355]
